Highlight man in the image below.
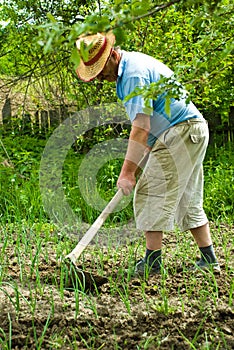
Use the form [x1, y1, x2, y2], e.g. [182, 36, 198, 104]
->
[75, 31, 220, 276]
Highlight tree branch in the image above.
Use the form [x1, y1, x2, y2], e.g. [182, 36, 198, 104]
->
[114, 0, 182, 28]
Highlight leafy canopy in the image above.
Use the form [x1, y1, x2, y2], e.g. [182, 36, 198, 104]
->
[0, 0, 233, 118]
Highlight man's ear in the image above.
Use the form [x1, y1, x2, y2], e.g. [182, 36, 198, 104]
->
[112, 49, 118, 59]
[111, 49, 121, 63]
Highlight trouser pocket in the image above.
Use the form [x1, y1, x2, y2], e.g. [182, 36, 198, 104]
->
[190, 134, 201, 143]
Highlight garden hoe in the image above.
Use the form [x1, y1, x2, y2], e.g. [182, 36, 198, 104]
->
[62, 188, 124, 290]
[62, 152, 149, 291]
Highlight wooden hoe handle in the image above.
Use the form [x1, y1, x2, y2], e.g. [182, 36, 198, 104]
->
[65, 151, 149, 264]
[65, 188, 124, 263]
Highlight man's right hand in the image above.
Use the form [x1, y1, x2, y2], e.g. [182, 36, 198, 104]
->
[117, 175, 136, 196]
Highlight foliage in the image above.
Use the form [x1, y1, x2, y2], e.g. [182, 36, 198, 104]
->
[0, 4, 233, 346]
[124, 75, 189, 117]
[204, 143, 234, 223]
[0, 0, 233, 121]
[0, 0, 233, 224]
[37, 0, 234, 120]
[0, 136, 46, 223]
[0, 135, 233, 225]
[124, 3, 234, 119]
[0, 218, 233, 349]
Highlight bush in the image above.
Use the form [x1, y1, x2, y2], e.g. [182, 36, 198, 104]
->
[0, 135, 233, 225]
[203, 143, 234, 223]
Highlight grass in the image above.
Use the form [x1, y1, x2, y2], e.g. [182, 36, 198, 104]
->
[1, 135, 233, 226]
[0, 221, 233, 349]
[0, 135, 233, 349]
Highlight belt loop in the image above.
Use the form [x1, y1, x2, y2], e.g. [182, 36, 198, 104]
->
[187, 119, 191, 126]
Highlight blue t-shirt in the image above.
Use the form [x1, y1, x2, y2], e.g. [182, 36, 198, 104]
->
[116, 50, 204, 146]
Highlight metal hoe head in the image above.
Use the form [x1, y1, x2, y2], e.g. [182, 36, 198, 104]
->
[61, 257, 108, 291]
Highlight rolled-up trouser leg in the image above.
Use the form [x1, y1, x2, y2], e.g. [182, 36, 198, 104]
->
[134, 120, 209, 232]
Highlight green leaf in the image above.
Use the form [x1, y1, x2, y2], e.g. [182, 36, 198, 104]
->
[80, 40, 90, 62]
[70, 47, 80, 69]
[43, 35, 53, 54]
[113, 27, 126, 45]
[165, 97, 171, 118]
[46, 12, 57, 23]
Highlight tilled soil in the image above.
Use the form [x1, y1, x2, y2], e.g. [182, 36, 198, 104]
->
[0, 222, 233, 349]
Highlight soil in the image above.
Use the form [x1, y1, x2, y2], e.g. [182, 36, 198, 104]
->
[0, 222, 233, 350]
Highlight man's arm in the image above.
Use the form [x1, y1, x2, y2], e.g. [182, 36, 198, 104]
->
[117, 113, 150, 195]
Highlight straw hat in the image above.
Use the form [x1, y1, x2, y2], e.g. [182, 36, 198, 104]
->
[75, 31, 115, 82]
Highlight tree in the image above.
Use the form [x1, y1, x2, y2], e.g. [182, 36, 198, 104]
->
[0, 0, 233, 127]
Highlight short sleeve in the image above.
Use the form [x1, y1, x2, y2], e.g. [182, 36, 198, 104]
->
[122, 77, 153, 122]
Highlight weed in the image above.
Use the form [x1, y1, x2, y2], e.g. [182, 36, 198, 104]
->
[0, 137, 233, 349]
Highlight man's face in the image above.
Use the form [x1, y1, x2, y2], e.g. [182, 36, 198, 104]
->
[96, 51, 119, 82]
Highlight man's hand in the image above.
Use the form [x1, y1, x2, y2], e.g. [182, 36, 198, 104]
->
[117, 173, 136, 196]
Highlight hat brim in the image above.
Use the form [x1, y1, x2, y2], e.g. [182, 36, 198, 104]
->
[76, 31, 116, 82]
